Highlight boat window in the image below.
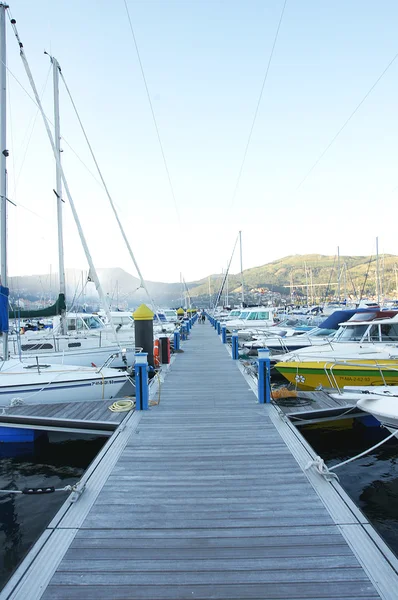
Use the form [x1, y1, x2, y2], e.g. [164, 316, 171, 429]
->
[68, 342, 81, 348]
[247, 312, 258, 320]
[368, 325, 380, 342]
[239, 312, 249, 320]
[380, 324, 398, 341]
[257, 312, 270, 320]
[67, 318, 76, 331]
[82, 316, 103, 329]
[112, 316, 132, 326]
[229, 310, 241, 317]
[21, 343, 53, 351]
[335, 324, 368, 341]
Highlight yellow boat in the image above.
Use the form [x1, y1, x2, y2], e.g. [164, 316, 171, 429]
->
[274, 359, 398, 391]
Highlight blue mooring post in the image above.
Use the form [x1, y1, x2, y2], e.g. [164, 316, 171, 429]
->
[232, 330, 239, 360]
[258, 348, 271, 404]
[221, 325, 227, 343]
[174, 330, 180, 351]
[214, 319, 218, 330]
[217, 321, 221, 335]
[135, 352, 149, 410]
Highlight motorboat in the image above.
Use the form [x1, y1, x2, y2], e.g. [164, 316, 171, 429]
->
[331, 387, 398, 433]
[243, 310, 359, 353]
[272, 310, 398, 364]
[275, 356, 398, 391]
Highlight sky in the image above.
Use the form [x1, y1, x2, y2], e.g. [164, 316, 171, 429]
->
[3, 0, 398, 283]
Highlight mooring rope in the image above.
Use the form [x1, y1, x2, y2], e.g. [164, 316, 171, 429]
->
[306, 429, 398, 482]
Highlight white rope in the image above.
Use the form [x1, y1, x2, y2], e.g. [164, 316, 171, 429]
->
[306, 429, 398, 482]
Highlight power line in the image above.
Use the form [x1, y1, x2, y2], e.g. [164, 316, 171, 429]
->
[123, 0, 181, 224]
[296, 51, 398, 190]
[229, 0, 287, 210]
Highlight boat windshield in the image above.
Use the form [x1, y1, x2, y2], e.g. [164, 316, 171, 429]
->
[335, 324, 373, 342]
[229, 310, 241, 318]
[239, 312, 250, 320]
[82, 316, 103, 329]
[308, 328, 335, 337]
[247, 311, 270, 321]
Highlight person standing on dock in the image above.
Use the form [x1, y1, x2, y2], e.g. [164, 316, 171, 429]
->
[201, 310, 205, 324]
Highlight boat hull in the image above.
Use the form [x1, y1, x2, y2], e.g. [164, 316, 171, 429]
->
[275, 360, 398, 391]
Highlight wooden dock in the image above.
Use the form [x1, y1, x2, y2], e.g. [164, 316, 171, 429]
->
[0, 378, 137, 435]
[2, 322, 398, 599]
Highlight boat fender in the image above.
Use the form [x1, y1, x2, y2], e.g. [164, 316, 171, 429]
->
[154, 339, 160, 367]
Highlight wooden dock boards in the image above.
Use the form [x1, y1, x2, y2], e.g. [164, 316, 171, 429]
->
[4, 323, 397, 599]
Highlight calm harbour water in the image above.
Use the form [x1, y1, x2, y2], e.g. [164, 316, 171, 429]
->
[301, 419, 398, 556]
[1, 419, 397, 591]
[0, 431, 107, 590]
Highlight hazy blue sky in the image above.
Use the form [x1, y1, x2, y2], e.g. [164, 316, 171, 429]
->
[4, 1, 398, 283]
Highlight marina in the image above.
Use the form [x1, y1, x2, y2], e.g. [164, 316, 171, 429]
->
[0, 1, 398, 597]
[1, 321, 397, 599]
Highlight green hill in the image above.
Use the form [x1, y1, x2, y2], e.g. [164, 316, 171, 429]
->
[188, 254, 398, 302]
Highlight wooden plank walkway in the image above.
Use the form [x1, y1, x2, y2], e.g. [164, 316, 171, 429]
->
[4, 322, 398, 599]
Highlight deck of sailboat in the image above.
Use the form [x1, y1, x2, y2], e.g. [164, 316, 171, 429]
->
[1, 321, 398, 599]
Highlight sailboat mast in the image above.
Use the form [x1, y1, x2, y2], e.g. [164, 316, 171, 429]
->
[226, 264, 229, 306]
[337, 246, 340, 306]
[52, 57, 66, 333]
[376, 237, 380, 305]
[239, 230, 244, 306]
[0, 4, 8, 360]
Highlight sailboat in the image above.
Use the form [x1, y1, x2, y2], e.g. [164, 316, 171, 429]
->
[0, 6, 129, 409]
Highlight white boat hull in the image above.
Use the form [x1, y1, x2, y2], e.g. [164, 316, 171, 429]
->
[0, 360, 128, 407]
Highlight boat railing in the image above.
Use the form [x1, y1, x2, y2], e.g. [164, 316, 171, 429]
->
[323, 359, 398, 395]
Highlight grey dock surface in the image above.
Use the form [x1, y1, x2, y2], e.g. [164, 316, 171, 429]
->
[3, 323, 398, 599]
[0, 378, 136, 433]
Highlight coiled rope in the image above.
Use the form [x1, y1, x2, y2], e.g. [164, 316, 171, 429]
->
[108, 399, 135, 412]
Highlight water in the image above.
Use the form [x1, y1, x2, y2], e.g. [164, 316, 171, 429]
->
[0, 431, 107, 589]
[301, 419, 398, 556]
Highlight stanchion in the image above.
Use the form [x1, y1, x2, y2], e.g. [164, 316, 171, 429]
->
[134, 352, 149, 410]
[258, 348, 271, 404]
[232, 330, 239, 360]
[173, 330, 180, 351]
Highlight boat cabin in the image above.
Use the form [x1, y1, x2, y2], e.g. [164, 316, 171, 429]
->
[334, 311, 398, 343]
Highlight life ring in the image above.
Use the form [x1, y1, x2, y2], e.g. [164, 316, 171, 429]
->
[154, 339, 160, 367]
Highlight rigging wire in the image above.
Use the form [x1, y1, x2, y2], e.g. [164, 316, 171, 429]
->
[57, 63, 162, 319]
[0, 58, 110, 198]
[296, 51, 398, 190]
[213, 234, 239, 314]
[12, 64, 51, 194]
[359, 255, 374, 302]
[228, 0, 287, 211]
[123, 0, 182, 225]
[7, 12, 121, 348]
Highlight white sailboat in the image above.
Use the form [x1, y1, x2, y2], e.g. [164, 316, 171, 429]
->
[0, 6, 129, 408]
